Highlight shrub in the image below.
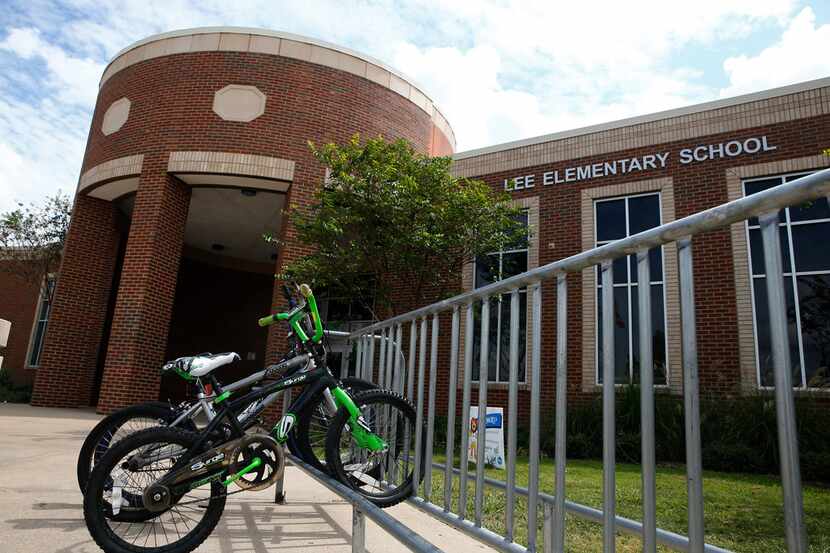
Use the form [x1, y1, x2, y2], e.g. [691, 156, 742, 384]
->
[540, 385, 830, 482]
[0, 368, 32, 403]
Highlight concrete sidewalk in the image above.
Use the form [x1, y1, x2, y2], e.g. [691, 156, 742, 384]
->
[0, 403, 493, 553]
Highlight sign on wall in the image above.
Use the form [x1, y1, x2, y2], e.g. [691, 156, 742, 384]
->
[468, 406, 506, 470]
[503, 135, 777, 191]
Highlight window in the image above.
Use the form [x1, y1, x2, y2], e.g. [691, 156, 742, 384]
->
[320, 293, 375, 378]
[472, 210, 529, 383]
[28, 277, 55, 367]
[744, 172, 830, 389]
[594, 194, 668, 385]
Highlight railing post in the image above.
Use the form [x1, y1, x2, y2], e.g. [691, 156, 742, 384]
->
[678, 237, 705, 553]
[363, 331, 378, 384]
[527, 283, 543, 551]
[474, 297, 490, 527]
[444, 306, 460, 512]
[394, 324, 404, 395]
[458, 302, 474, 520]
[407, 321, 418, 402]
[553, 273, 568, 553]
[355, 335, 364, 380]
[385, 325, 396, 393]
[352, 504, 366, 553]
[505, 289, 520, 542]
[600, 260, 616, 553]
[543, 502, 554, 553]
[376, 327, 386, 389]
[413, 317, 429, 497]
[759, 211, 807, 553]
[637, 249, 657, 553]
[424, 313, 440, 502]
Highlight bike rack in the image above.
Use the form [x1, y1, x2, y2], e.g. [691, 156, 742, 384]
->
[285, 454, 445, 553]
[346, 168, 830, 553]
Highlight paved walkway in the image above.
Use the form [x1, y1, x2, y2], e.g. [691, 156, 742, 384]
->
[0, 403, 493, 553]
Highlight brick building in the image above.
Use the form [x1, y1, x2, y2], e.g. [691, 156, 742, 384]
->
[7, 26, 827, 412]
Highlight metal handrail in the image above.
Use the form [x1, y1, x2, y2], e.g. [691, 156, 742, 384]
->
[345, 168, 830, 553]
[287, 454, 445, 553]
[348, 167, 830, 336]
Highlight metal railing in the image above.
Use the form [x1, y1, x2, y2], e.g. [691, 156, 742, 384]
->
[348, 168, 830, 553]
[288, 453, 445, 553]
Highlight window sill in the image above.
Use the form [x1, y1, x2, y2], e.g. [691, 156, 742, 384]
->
[755, 386, 830, 396]
[586, 384, 673, 394]
[465, 382, 531, 391]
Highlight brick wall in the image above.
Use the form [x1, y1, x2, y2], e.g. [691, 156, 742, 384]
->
[31, 195, 122, 407]
[380, 116, 830, 429]
[37, 47, 445, 411]
[0, 264, 40, 387]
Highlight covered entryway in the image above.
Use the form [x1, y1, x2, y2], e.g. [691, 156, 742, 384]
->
[161, 186, 285, 402]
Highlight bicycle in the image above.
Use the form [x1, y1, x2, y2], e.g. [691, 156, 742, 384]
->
[76, 341, 374, 493]
[82, 283, 421, 553]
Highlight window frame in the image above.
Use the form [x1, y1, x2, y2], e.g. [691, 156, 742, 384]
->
[592, 191, 670, 386]
[26, 275, 56, 369]
[471, 209, 530, 384]
[743, 170, 830, 390]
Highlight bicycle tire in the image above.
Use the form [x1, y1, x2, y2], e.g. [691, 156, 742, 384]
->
[324, 389, 423, 508]
[295, 377, 376, 472]
[77, 402, 181, 494]
[84, 426, 226, 553]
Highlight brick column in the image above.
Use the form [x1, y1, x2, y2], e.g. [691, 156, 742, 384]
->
[96, 159, 191, 413]
[31, 195, 121, 408]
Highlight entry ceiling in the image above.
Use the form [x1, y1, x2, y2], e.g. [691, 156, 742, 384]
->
[183, 188, 284, 264]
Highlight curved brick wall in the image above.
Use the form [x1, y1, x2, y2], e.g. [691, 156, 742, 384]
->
[32, 28, 454, 411]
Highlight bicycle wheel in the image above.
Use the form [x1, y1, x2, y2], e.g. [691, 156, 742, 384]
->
[295, 377, 376, 472]
[83, 427, 226, 553]
[77, 402, 185, 494]
[324, 389, 422, 508]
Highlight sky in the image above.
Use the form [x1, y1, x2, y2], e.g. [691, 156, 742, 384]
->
[1, 0, 829, 213]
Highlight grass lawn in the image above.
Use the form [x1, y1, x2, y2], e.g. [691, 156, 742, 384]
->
[418, 454, 830, 553]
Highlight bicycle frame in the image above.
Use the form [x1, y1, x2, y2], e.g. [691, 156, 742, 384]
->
[165, 353, 312, 429]
[145, 283, 387, 489]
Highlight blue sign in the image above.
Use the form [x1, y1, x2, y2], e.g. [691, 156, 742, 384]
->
[485, 413, 502, 428]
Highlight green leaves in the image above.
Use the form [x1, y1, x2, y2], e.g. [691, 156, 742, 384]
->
[282, 135, 526, 316]
[0, 191, 71, 297]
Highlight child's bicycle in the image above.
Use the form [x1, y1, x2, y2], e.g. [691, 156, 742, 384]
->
[82, 283, 421, 553]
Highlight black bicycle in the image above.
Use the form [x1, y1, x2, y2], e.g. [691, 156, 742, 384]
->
[83, 283, 422, 553]
[76, 338, 374, 494]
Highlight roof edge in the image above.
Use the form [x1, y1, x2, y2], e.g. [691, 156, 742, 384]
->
[101, 26, 456, 149]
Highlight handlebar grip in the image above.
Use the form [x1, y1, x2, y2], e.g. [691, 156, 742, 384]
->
[258, 314, 276, 327]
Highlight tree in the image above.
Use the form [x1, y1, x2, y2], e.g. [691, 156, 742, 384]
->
[0, 192, 71, 304]
[279, 135, 527, 318]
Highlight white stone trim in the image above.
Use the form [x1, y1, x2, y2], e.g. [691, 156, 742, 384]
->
[212, 85, 266, 122]
[167, 151, 295, 182]
[101, 97, 131, 135]
[78, 154, 144, 193]
[726, 154, 830, 393]
[452, 78, 830, 177]
[99, 27, 455, 150]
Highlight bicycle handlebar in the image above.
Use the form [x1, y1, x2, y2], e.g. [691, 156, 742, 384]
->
[258, 283, 324, 344]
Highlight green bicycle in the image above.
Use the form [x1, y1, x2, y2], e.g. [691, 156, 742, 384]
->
[82, 284, 421, 553]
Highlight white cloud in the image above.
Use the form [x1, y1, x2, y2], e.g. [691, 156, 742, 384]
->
[0, 0, 824, 212]
[0, 27, 103, 106]
[720, 6, 830, 97]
